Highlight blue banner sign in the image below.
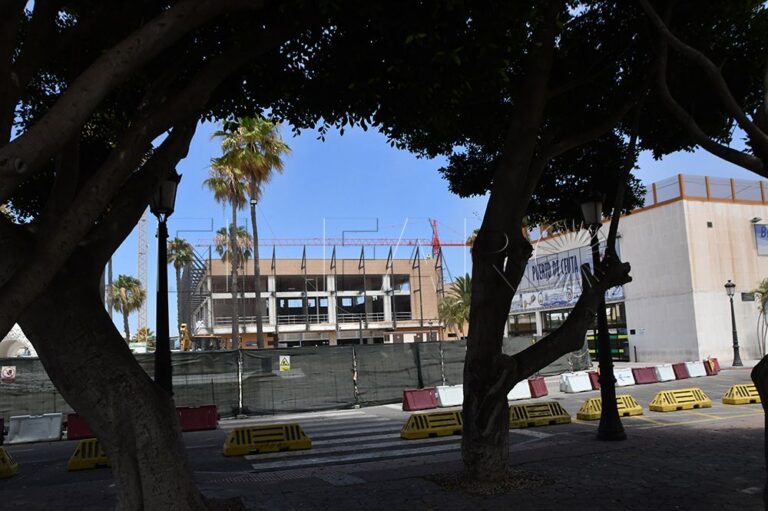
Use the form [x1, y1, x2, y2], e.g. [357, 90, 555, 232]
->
[755, 224, 768, 256]
[511, 240, 624, 312]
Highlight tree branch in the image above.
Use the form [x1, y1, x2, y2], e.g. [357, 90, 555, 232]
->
[0, 0, 25, 143]
[511, 255, 632, 385]
[84, 119, 198, 267]
[652, 35, 764, 174]
[0, 0, 264, 201]
[0, 30, 278, 339]
[639, 0, 768, 164]
[546, 91, 643, 160]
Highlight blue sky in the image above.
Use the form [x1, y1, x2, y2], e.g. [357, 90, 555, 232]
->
[108, 122, 760, 337]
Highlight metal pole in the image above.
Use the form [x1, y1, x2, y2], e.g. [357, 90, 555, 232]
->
[730, 295, 743, 366]
[154, 217, 173, 395]
[591, 227, 625, 441]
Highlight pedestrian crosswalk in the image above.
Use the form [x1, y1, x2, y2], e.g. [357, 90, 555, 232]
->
[243, 413, 460, 472]
[240, 411, 556, 474]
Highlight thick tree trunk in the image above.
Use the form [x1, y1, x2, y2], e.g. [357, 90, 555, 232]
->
[230, 207, 240, 349]
[751, 356, 768, 508]
[250, 195, 265, 349]
[19, 261, 209, 510]
[461, 233, 529, 480]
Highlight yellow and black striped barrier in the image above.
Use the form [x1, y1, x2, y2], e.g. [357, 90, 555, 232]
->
[723, 384, 761, 405]
[0, 447, 18, 478]
[223, 424, 311, 456]
[401, 411, 463, 440]
[649, 388, 712, 412]
[576, 395, 643, 420]
[68, 438, 110, 471]
[509, 402, 571, 428]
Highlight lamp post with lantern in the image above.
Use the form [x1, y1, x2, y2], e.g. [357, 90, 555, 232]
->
[725, 280, 743, 367]
[150, 169, 181, 395]
[581, 193, 626, 441]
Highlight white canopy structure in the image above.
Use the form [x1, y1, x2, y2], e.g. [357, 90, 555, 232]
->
[0, 324, 36, 358]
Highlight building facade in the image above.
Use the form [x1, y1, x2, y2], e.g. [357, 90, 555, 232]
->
[510, 174, 768, 364]
[189, 253, 444, 348]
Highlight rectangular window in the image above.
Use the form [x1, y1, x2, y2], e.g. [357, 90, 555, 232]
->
[393, 295, 412, 320]
[336, 275, 365, 292]
[365, 275, 383, 291]
[509, 313, 536, 337]
[276, 276, 305, 292]
[392, 275, 410, 291]
[304, 275, 327, 292]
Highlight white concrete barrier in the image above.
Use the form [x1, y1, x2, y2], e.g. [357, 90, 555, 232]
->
[507, 380, 532, 401]
[614, 368, 636, 387]
[654, 364, 676, 382]
[436, 384, 463, 407]
[6, 413, 63, 444]
[685, 361, 706, 378]
[559, 372, 592, 393]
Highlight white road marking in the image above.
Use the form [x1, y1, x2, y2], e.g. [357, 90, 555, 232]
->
[250, 443, 460, 471]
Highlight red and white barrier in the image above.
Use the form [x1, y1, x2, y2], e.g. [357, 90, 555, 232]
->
[559, 372, 592, 393]
[654, 364, 676, 382]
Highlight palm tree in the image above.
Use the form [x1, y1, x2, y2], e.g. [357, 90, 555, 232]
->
[204, 160, 248, 348]
[211, 116, 290, 348]
[111, 275, 146, 343]
[214, 225, 253, 268]
[438, 274, 472, 338]
[167, 237, 195, 332]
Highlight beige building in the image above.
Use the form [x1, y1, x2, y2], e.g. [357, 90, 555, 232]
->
[510, 174, 768, 364]
[188, 252, 444, 348]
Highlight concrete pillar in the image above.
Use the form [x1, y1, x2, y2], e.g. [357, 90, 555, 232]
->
[268, 276, 277, 325]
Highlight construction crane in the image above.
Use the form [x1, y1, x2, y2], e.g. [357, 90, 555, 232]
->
[137, 208, 149, 337]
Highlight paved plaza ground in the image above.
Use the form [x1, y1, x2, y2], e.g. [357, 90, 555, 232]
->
[2, 363, 765, 510]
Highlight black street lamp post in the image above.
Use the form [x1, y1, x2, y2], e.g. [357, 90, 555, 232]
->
[581, 195, 626, 441]
[150, 170, 181, 395]
[725, 280, 743, 367]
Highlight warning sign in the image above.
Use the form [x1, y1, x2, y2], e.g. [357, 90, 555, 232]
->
[1, 366, 16, 384]
[279, 356, 291, 372]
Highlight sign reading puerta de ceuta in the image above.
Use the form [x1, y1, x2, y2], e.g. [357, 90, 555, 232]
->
[510, 239, 624, 313]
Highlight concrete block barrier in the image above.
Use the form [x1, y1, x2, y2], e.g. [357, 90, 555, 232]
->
[576, 395, 643, 420]
[614, 368, 636, 387]
[649, 388, 712, 412]
[704, 358, 720, 376]
[723, 384, 760, 405]
[66, 414, 94, 440]
[436, 385, 464, 407]
[402, 388, 437, 411]
[6, 413, 63, 444]
[528, 377, 549, 398]
[509, 402, 571, 429]
[559, 372, 592, 393]
[587, 371, 600, 390]
[507, 380, 532, 401]
[0, 447, 18, 478]
[224, 424, 311, 456]
[654, 364, 676, 382]
[684, 361, 707, 378]
[632, 367, 658, 385]
[177, 405, 219, 431]
[672, 363, 689, 379]
[68, 438, 110, 471]
[401, 411, 463, 440]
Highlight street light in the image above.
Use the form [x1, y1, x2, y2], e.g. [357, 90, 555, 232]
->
[725, 280, 743, 367]
[581, 193, 626, 441]
[150, 169, 181, 395]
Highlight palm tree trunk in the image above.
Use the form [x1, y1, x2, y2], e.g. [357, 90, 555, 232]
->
[250, 192, 265, 349]
[123, 310, 130, 343]
[230, 205, 240, 350]
[175, 266, 182, 331]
